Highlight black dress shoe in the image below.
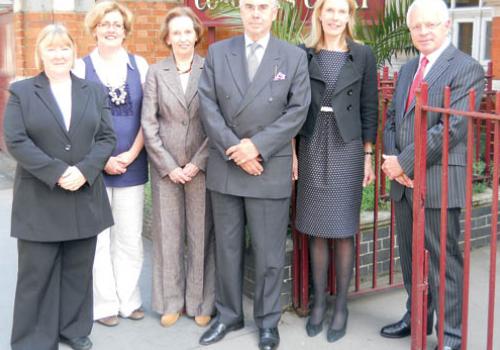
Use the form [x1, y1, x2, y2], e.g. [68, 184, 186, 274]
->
[380, 316, 433, 338]
[434, 346, 460, 350]
[305, 317, 323, 337]
[326, 310, 348, 343]
[258, 327, 280, 350]
[199, 320, 244, 345]
[59, 336, 92, 350]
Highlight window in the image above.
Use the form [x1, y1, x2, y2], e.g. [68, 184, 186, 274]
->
[448, 0, 492, 65]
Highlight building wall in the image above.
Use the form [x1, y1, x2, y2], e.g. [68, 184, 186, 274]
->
[12, 0, 240, 77]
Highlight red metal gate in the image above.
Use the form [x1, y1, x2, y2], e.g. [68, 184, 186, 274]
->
[410, 82, 499, 350]
[292, 64, 498, 349]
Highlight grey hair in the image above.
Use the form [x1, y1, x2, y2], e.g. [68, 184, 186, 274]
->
[406, 0, 450, 26]
[239, 0, 279, 8]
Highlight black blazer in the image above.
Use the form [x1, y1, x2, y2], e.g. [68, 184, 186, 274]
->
[298, 39, 378, 143]
[3, 72, 116, 242]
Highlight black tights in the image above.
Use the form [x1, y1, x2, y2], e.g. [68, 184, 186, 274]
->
[309, 236, 354, 330]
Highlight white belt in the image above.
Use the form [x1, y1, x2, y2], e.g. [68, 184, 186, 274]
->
[320, 106, 333, 112]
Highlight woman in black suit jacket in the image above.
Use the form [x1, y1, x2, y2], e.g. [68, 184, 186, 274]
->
[294, 0, 378, 343]
[3, 24, 116, 350]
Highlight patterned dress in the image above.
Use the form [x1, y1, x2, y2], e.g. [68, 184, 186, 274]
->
[295, 50, 364, 238]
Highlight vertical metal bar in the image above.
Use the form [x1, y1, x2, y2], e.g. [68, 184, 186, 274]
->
[485, 93, 500, 350]
[292, 228, 300, 309]
[355, 231, 361, 291]
[411, 83, 429, 350]
[389, 202, 396, 285]
[475, 119, 481, 163]
[438, 87, 451, 350]
[300, 233, 309, 315]
[485, 119, 492, 179]
[422, 250, 430, 350]
[460, 90, 476, 350]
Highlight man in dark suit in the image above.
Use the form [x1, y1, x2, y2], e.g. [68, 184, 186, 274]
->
[381, 1, 484, 349]
[197, 0, 310, 349]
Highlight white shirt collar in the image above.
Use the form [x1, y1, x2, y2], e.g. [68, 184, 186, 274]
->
[244, 33, 271, 52]
[89, 47, 135, 70]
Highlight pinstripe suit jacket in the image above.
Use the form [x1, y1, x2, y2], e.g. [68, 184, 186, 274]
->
[383, 44, 484, 208]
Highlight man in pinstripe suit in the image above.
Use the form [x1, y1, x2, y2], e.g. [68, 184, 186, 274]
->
[380, 1, 485, 349]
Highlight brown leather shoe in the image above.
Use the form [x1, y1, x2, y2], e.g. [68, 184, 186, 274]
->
[160, 312, 180, 327]
[127, 308, 145, 321]
[96, 315, 119, 327]
[194, 315, 211, 327]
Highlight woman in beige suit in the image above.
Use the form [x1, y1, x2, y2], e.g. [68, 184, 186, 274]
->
[141, 6, 214, 328]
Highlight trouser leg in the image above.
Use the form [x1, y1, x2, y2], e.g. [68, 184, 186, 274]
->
[245, 196, 290, 329]
[210, 191, 245, 325]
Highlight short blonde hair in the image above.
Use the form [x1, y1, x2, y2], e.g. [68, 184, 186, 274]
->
[305, 0, 358, 51]
[160, 6, 204, 49]
[34, 23, 76, 70]
[84, 1, 134, 39]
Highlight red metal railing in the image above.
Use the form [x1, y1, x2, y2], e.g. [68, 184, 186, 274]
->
[291, 63, 498, 336]
[411, 82, 499, 350]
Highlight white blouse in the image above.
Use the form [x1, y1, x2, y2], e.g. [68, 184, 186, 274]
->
[50, 79, 72, 131]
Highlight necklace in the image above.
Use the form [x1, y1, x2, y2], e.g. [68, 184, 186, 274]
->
[107, 83, 127, 106]
[176, 59, 193, 74]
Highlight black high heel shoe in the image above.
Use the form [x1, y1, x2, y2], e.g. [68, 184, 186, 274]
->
[327, 309, 349, 343]
[305, 317, 324, 337]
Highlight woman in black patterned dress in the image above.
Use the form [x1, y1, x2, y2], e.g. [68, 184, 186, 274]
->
[295, 0, 378, 343]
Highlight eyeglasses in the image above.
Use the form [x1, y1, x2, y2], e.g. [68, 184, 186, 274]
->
[409, 22, 441, 32]
[97, 22, 124, 31]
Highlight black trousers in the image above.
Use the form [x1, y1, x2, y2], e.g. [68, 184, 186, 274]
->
[11, 237, 97, 350]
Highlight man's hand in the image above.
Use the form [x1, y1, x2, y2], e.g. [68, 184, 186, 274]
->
[381, 154, 404, 179]
[168, 167, 192, 184]
[58, 166, 87, 191]
[239, 158, 264, 176]
[395, 173, 414, 188]
[226, 138, 260, 165]
[182, 163, 200, 178]
[104, 156, 127, 175]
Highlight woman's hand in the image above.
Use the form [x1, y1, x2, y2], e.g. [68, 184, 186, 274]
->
[363, 155, 375, 187]
[116, 150, 137, 167]
[104, 156, 127, 175]
[183, 163, 200, 178]
[292, 146, 298, 181]
[168, 167, 192, 184]
[58, 166, 87, 191]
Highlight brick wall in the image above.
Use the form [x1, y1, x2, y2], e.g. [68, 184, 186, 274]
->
[12, 1, 241, 77]
[242, 197, 500, 310]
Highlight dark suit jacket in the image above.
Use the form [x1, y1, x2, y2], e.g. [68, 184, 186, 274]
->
[383, 44, 485, 208]
[298, 39, 378, 144]
[198, 35, 311, 199]
[3, 72, 116, 241]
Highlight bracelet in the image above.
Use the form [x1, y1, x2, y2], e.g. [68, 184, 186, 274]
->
[364, 151, 374, 156]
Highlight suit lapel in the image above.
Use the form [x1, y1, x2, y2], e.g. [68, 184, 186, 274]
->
[225, 36, 249, 97]
[68, 74, 90, 136]
[33, 73, 70, 140]
[235, 36, 281, 118]
[160, 57, 188, 109]
[185, 54, 203, 108]
[401, 58, 419, 119]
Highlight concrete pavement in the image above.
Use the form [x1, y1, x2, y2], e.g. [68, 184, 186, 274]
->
[0, 152, 498, 350]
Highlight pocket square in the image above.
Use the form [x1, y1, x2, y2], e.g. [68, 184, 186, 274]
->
[273, 72, 286, 81]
